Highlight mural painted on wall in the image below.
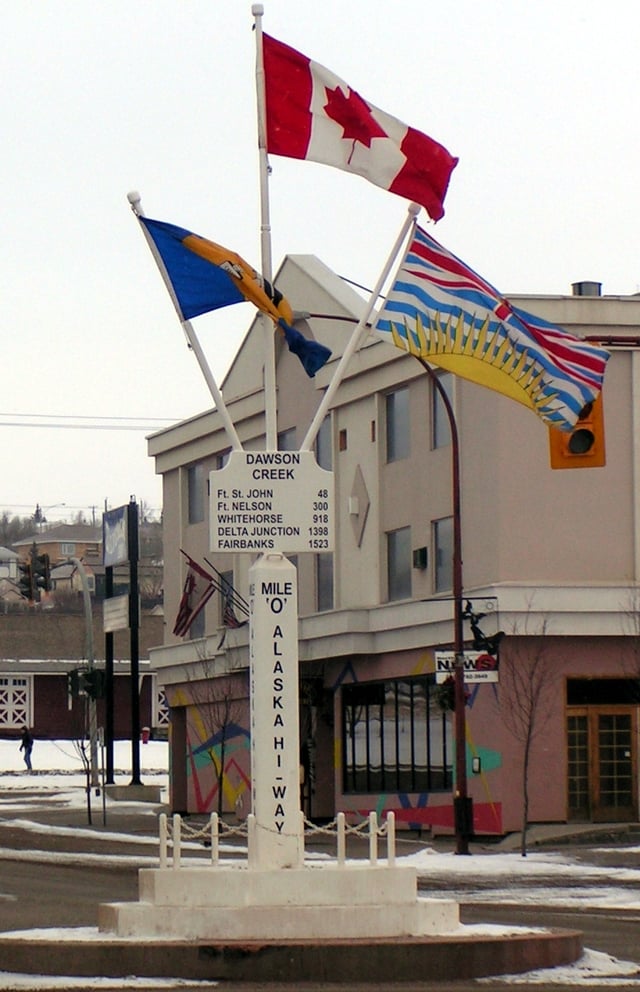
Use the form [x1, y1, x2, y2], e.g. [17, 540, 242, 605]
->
[333, 650, 504, 834]
[172, 678, 251, 816]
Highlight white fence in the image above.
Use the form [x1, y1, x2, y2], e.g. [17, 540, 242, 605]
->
[158, 810, 397, 869]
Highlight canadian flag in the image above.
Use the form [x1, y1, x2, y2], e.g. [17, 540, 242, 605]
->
[262, 34, 457, 221]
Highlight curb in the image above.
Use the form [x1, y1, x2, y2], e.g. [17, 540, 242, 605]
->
[0, 928, 583, 984]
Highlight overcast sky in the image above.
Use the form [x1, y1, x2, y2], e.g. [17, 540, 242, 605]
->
[2, 0, 638, 524]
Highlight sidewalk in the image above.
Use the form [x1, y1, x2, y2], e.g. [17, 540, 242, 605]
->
[490, 820, 640, 852]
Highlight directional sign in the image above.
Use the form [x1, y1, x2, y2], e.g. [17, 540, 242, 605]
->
[434, 651, 499, 684]
[210, 450, 334, 554]
[103, 593, 130, 633]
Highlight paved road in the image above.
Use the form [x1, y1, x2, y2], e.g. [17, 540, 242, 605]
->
[1, 805, 640, 989]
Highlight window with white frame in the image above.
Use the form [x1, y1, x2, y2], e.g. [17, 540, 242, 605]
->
[154, 681, 170, 729]
[0, 676, 32, 729]
[385, 387, 410, 462]
[187, 463, 205, 524]
[433, 516, 453, 593]
[432, 372, 454, 449]
[61, 543, 76, 556]
[387, 526, 412, 601]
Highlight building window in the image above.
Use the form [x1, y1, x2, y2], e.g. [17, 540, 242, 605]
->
[432, 372, 454, 449]
[189, 607, 206, 640]
[386, 387, 410, 462]
[0, 675, 32, 730]
[218, 569, 234, 626]
[187, 463, 205, 524]
[278, 428, 296, 451]
[216, 450, 230, 469]
[342, 677, 452, 794]
[315, 416, 332, 471]
[154, 684, 170, 729]
[316, 553, 334, 612]
[434, 516, 453, 593]
[387, 526, 411, 601]
[61, 542, 75, 556]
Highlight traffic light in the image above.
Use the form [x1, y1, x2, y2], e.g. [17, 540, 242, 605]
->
[17, 561, 34, 602]
[32, 553, 51, 598]
[68, 667, 105, 699]
[68, 668, 81, 698]
[80, 668, 106, 700]
[549, 393, 606, 469]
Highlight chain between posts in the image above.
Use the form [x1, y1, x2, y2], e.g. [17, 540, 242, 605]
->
[158, 811, 405, 868]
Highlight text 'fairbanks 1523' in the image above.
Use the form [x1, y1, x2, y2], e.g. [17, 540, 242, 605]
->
[210, 450, 335, 554]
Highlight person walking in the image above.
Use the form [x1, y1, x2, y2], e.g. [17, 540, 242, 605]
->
[19, 727, 33, 772]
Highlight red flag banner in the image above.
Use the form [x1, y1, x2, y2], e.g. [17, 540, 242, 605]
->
[173, 553, 216, 637]
[262, 33, 457, 221]
[223, 596, 248, 630]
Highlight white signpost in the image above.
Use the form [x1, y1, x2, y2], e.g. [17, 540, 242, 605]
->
[210, 449, 334, 554]
[214, 451, 334, 871]
[249, 553, 303, 870]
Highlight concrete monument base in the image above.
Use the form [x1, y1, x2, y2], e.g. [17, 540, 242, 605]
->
[98, 862, 459, 940]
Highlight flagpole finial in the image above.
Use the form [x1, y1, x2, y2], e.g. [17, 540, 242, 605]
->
[252, 3, 264, 14]
[127, 190, 143, 216]
[409, 202, 421, 218]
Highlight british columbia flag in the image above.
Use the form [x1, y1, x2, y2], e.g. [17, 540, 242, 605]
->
[375, 226, 610, 432]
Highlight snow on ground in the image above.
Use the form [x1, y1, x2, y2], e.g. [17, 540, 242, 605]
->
[1, 740, 640, 987]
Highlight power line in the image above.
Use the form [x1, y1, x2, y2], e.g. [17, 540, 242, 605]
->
[0, 412, 179, 431]
[0, 421, 165, 431]
[0, 412, 177, 422]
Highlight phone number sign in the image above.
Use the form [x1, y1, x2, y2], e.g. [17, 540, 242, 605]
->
[210, 450, 334, 554]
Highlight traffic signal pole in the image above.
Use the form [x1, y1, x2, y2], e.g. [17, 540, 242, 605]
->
[128, 499, 142, 786]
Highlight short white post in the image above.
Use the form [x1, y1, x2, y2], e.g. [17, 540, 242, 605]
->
[172, 813, 181, 869]
[247, 813, 257, 868]
[299, 809, 306, 859]
[337, 811, 346, 865]
[369, 811, 378, 866]
[386, 811, 396, 866]
[210, 812, 219, 866]
[158, 812, 167, 868]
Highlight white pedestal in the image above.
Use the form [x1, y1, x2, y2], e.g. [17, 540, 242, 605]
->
[99, 862, 459, 940]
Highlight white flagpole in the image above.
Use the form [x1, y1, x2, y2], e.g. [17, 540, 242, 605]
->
[300, 202, 420, 453]
[127, 192, 242, 452]
[252, 4, 278, 450]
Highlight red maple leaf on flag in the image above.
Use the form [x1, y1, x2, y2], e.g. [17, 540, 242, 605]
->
[323, 86, 387, 151]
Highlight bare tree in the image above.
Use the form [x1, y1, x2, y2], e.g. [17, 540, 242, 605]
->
[620, 587, 640, 701]
[185, 642, 247, 817]
[497, 610, 559, 856]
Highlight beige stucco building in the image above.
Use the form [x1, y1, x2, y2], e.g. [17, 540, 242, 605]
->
[148, 254, 640, 835]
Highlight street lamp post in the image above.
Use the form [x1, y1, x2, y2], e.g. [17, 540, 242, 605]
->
[301, 309, 473, 853]
[418, 360, 471, 856]
[70, 557, 99, 790]
[34, 503, 67, 531]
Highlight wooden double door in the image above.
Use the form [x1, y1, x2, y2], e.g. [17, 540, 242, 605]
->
[567, 706, 638, 822]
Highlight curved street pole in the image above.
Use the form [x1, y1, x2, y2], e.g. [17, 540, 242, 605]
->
[418, 360, 470, 855]
[301, 305, 471, 852]
[70, 557, 99, 789]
